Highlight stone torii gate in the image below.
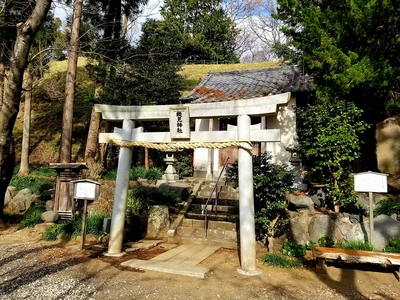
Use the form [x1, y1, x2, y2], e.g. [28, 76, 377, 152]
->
[95, 92, 291, 276]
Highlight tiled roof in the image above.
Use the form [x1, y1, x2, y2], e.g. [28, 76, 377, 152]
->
[182, 65, 313, 103]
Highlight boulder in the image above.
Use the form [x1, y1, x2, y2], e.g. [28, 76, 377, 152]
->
[286, 194, 314, 213]
[146, 205, 170, 238]
[41, 211, 60, 223]
[309, 214, 336, 243]
[45, 200, 53, 211]
[371, 214, 400, 251]
[4, 186, 17, 207]
[5, 188, 36, 212]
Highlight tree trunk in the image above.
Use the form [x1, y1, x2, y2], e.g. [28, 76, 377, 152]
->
[0, 0, 52, 218]
[0, 62, 5, 109]
[84, 106, 101, 169]
[59, 0, 83, 163]
[18, 68, 33, 175]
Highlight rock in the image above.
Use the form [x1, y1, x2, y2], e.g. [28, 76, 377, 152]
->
[146, 205, 170, 239]
[309, 214, 335, 243]
[4, 186, 17, 207]
[286, 194, 314, 213]
[41, 211, 60, 223]
[5, 188, 36, 212]
[371, 215, 400, 251]
[288, 218, 309, 245]
[45, 200, 53, 211]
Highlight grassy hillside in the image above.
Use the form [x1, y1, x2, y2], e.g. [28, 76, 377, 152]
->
[13, 59, 280, 166]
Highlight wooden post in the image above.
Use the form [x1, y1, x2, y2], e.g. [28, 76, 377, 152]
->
[369, 192, 374, 244]
[81, 199, 88, 249]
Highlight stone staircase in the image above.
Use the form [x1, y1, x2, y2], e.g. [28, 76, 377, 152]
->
[167, 180, 240, 249]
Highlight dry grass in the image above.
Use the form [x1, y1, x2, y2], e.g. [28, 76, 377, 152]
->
[179, 61, 281, 81]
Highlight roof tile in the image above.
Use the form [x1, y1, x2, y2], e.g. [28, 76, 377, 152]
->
[182, 65, 313, 103]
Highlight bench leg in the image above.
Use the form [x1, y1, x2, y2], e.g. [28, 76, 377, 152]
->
[394, 267, 400, 282]
[315, 258, 327, 274]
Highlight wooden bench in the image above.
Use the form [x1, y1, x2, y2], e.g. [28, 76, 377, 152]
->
[312, 246, 400, 281]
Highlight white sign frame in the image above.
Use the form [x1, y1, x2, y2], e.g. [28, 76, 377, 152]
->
[354, 171, 388, 193]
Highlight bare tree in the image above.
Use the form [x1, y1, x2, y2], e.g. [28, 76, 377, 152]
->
[0, 0, 52, 217]
[59, 0, 83, 163]
[224, 0, 286, 62]
[18, 66, 33, 175]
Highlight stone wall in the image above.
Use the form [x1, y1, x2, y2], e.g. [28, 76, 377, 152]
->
[287, 194, 400, 251]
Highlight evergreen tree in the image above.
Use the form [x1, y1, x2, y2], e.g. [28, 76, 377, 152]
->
[155, 0, 239, 62]
[275, 0, 400, 118]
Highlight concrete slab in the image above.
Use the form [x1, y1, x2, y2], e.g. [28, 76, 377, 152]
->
[121, 259, 210, 278]
[121, 245, 220, 279]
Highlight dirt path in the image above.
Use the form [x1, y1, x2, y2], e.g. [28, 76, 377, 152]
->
[1, 225, 399, 300]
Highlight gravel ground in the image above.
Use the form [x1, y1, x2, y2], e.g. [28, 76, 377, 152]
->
[1, 227, 400, 300]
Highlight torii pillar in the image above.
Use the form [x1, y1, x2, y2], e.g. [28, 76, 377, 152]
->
[237, 114, 261, 275]
[106, 119, 134, 256]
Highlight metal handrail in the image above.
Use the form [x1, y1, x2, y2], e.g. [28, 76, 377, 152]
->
[202, 157, 230, 237]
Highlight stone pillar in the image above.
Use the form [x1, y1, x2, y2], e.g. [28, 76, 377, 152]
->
[260, 116, 267, 154]
[206, 118, 214, 180]
[106, 119, 134, 256]
[237, 114, 261, 276]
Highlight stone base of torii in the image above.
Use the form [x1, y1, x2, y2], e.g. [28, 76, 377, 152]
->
[95, 92, 292, 275]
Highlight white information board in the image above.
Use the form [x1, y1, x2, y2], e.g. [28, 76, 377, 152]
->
[353, 171, 388, 193]
[73, 180, 101, 200]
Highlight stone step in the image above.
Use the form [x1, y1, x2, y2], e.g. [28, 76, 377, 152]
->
[181, 218, 237, 231]
[190, 203, 239, 215]
[168, 235, 238, 249]
[196, 190, 239, 200]
[191, 197, 239, 207]
[175, 226, 238, 244]
[185, 211, 239, 223]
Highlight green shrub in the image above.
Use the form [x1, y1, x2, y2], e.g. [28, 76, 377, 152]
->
[174, 149, 194, 178]
[338, 240, 374, 251]
[42, 213, 111, 241]
[9, 176, 55, 194]
[318, 235, 335, 247]
[18, 204, 46, 229]
[383, 239, 400, 253]
[280, 240, 306, 257]
[43, 224, 62, 241]
[127, 186, 181, 215]
[225, 151, 294, 240]
[295, 99, 369, 212]
[130, 167, 147, 180]
[306, 240, 316, 250]
[144, 167, 163, 181]
[263, 253, 303, 268]
[103, 167, 164, 181]
[102, 169, 118, 180]
[374, 195, 400, 217]
[30, 167, 56, 177]
[86, 213, 110, 236]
